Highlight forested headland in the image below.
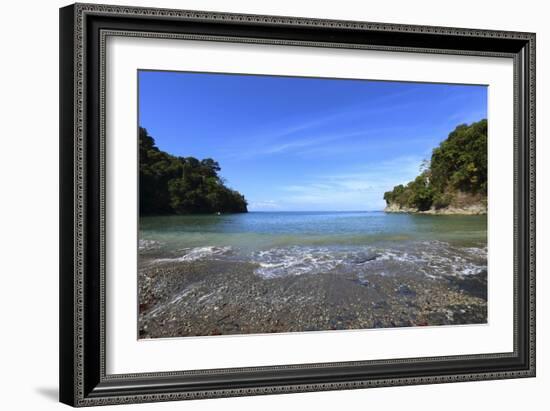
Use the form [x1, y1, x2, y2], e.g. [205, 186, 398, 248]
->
[139, 127, 248, 215]
[383, 119, 487, 214]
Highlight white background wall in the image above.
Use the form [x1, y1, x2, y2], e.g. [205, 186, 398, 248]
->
[0, 0, 546, 409]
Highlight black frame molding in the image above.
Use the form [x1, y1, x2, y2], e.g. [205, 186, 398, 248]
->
[60, 3, 535, 407]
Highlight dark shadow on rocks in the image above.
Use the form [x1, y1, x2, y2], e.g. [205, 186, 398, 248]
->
[449, 270, 488, 301]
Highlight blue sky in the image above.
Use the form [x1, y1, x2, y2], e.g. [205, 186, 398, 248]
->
[138, 71, 487, 211]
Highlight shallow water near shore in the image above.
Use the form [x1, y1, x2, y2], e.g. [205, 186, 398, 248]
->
[140, 211, 487, 279]
[138, 211, 488, 338]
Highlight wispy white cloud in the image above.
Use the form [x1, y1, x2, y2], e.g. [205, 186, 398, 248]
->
[447, 108, 487, 124]
[248, 200, 281, 211]
[272, 156, 424, 211]
[251, 129, 372, 157]
[220, 92, 420, 160]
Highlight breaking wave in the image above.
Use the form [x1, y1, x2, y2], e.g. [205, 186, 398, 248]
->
[249, 241, 486, 279]
[148, 239, 486, 280]
[155, 246, 233, 263]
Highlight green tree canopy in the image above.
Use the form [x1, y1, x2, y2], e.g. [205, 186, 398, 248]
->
[383, 119, 487, 211]
[139, 127, 248, 215]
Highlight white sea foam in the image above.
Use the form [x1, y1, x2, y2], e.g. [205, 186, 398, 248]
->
[149, 240, 486, 280]
[155, 246, 233, 263]
[375, 242, 487, 277]
[250, 242, 486, 279]
[252, 246, 348, 278]
[138, 239, 161, 251]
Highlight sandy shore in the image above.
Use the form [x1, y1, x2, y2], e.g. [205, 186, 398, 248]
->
[138, 256, 487, 339]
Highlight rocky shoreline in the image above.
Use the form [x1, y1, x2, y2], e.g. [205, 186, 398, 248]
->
[138, 257, 487, 339]
[384, 202, 486, 215]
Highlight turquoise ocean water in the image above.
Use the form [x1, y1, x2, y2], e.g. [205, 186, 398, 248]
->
[139, 211, 487, 279]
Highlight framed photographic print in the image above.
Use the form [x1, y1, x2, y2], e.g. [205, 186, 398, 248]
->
[59, 3, 536, 407]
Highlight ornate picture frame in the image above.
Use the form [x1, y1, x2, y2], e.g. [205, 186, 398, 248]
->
[59, 3, 535, 407]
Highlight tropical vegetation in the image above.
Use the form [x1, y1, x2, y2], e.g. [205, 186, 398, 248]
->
[139, 127, 248, 215]
[384, 119, 487, 211]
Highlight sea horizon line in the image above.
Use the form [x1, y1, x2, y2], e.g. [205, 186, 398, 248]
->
[247, 210, 384, 213]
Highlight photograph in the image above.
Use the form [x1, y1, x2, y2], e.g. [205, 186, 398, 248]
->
[137, 71, 489, 339]
[55, 2, 536, 406]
